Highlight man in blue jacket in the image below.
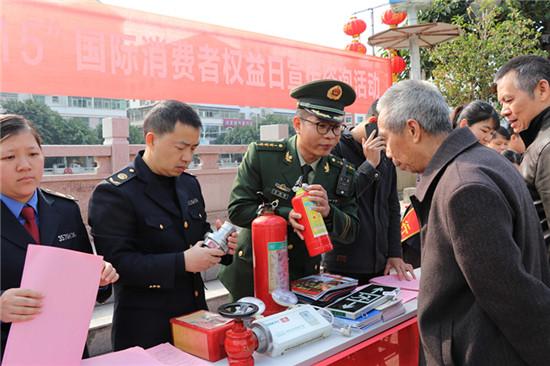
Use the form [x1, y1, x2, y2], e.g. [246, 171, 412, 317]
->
[89, 100, 236, 350]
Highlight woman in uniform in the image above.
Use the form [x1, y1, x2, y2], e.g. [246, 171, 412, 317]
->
[0, 114, 119, 356]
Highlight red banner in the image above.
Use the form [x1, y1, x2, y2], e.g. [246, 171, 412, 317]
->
[1, 1, 392, 112]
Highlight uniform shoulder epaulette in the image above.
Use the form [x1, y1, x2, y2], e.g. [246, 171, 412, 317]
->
[255, 140, 286, 152]
[181, 172, 199, 181]
[181, 171, 197, 179]
[41, 187, 77, 201]
[106, 166, 136, 187]
[344, 160, 356, 172]
[328, 155, 355, 172]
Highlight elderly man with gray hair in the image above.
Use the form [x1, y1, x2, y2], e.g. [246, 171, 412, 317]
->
[377, 79, 550, 365]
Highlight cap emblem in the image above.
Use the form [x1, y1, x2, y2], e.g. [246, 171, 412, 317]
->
[327, 85, 343, 101]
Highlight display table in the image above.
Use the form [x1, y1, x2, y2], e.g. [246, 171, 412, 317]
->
[212, 300, 418, 366]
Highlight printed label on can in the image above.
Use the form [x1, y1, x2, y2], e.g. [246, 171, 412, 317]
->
[302, 196, 329, 238]
[268, 240, 289, 292]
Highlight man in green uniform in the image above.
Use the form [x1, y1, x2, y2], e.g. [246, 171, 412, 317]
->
[219, 79, 359, 301]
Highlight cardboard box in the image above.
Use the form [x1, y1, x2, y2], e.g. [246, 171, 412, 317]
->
[171, 310, 234, 362]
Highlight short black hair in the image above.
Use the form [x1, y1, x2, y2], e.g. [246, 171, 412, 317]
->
[453, 100, 499, 130]
[495, 55, 550, 96]
[143, 100, 202, 136]
[367, 99, 379, 118]
[0, 114, 42, 147]
[501, 149, 522, 165]
[494, 126, 511, 140]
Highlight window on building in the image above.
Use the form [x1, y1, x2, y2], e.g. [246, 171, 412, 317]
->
[68, 96, 92, 108]
[204, 125, 220, 139]
[32, 95, 46, 104]
[52, 96, 59, 103]
[0, 92, 18, 101]
[218, 153, 244, 168]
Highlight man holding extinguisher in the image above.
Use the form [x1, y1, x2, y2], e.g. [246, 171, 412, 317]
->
[219, 80, 359, 301]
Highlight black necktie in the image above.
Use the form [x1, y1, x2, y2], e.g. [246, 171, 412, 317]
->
[301, 164, 313, 184]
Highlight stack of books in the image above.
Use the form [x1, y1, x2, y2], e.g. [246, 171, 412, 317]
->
[326, 284, 406, 330]
[291, 273, 358, 306]
[325, 284, 398, 320]
[332, 309, 382, 330]
[377, 298, 406, 322]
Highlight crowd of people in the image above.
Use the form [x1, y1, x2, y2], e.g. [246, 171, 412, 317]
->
[1, 54, 549, 365]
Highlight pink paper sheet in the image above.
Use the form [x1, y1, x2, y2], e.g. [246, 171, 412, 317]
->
[3, 245, 103, 366]
[146, 343, 211, 366]
[399, 289, 419, 303]
[369, 274, 420, 291]
[81, 347, 164, 366]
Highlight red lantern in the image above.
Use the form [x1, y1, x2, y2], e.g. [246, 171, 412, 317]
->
[391, 55, 407, 74]
[345, 40, 367, 54]
[343, 16, 366, 37]
[381, 9, 407, 28]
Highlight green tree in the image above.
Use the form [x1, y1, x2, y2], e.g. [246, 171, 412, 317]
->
[419, 0, 472, 24]
[427, 1, 546, 107]
[129, 125, 145, 144]
[215, 125, 259, 145]
[1, 99, 101, 144]
[94, 123, 144, 144]
[418, 0, 550, 81]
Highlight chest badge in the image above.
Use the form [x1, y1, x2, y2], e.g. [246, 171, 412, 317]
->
[271, 188, 289, 200]
[275, 183, 291, 192]
[324, 162, 330, 173]
[58, 232, 77, 242]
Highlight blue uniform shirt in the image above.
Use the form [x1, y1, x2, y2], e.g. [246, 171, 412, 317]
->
[0, 190, 39, 226]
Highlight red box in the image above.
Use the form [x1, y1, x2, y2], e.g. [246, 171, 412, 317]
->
[170, 310, 234, 362]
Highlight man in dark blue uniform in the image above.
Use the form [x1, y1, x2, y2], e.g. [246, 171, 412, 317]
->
[88, 100, 236, 351]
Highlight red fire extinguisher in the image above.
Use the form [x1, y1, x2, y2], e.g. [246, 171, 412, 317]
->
[291, 183, 333, 257]
[252, 193, 289, 316]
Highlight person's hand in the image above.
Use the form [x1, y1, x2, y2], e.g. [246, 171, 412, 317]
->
[304, 184, 331, 218]
[0, 288, 43, 323]
[214, 219, 238, 255]
[288, 209, 305, 240]
[184, 243, 224, 273]
[99, 261, 119, 287]
[226, 231, 238, 256]
[362, 131, 386, 168]
[384, 257, 416, 281]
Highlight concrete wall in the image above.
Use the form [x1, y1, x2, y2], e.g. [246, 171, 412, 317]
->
[41, 117, 246, 224]
[41, 118, 415, 223]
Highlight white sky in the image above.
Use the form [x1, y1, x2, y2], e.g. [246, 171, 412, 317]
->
[101, 0, 392, 54]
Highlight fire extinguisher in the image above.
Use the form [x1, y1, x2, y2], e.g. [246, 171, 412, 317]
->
[252, 193, 289, 316]
[291, 181, 333, 257]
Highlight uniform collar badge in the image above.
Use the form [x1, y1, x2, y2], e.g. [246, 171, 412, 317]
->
[284, 151, 293, 164]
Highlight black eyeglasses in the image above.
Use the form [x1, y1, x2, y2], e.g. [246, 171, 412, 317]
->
[299, 118, 346, 136]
